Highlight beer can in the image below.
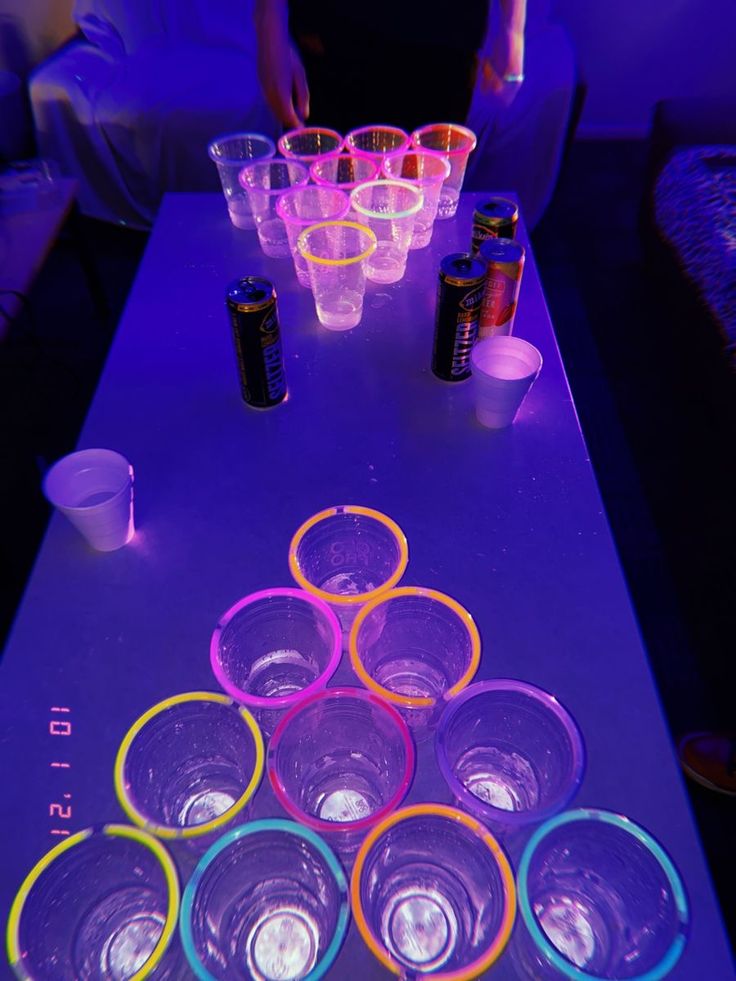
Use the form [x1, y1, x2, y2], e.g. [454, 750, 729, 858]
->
[478, 238, 525, 339]
[225, 276, 287, 407]
[471, 197, 519, 255]
[432, 253, 487, 382]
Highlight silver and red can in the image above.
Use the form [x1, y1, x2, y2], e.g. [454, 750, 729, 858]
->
[478, 238, 525, 339]
[432, 253, 487, 381]
[225, 276, 287, 407]
[471, 197, 519, 255]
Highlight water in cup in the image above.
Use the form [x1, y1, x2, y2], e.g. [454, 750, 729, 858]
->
[315, 289, 364, 330]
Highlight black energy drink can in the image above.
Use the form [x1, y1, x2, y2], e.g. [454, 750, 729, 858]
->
[478, 238, 526, 339]
[225, 276, 287, 407]
[471, 197, 519, 255]
[432, 253, 487, 381]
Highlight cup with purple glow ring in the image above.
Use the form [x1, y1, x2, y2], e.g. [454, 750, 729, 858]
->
[209, 586, 342, 735]
[310, 152, 380, 192]
[435, 679, 585, 838]
[410, 122, 477, 219]
[276, 185, 350, 288]
[238, 159, 309, 257]
[381, 149, 451, 248]
[345, 124, 411, 166]
[278, 125, 343, 164]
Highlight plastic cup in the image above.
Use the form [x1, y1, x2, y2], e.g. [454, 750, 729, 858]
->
[349, 180, 423, 284]
[435, 679, 585, 837]
[180, 819, 349, 981]
[345, 124, 411, 165]
[513, 808, 690, 979]
[349, 586, 481, 734]
[381, 150, 451, 248]
[410, 123, 477, 219]
[209, 587, 342, 734]
[297, 220, 377, 330]
[43, 447, 134, 551]
[238, 159, 309, 257]
[207, 132, 276, 229]
[268, 687, 415, 859]
[352, 803, 516, 979]
[471, 335, 543, 429]
[310, 152, 380, 192]
[7, 824, 181, 981]
[288, 504, 409, 634]
[276, 186, 350, 288]
[278, 125, 343, 163]
[114, 692, 264, 846]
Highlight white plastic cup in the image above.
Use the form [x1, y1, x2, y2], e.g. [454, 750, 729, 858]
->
[471, 336, 542, 429]
[238, 159, 309, 258]
[43, 448, 135, 551]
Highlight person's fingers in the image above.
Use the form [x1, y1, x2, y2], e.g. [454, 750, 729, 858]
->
[290, 46, 310, 124]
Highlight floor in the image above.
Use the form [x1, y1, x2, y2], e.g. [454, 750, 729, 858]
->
[2, 140, 734, 948]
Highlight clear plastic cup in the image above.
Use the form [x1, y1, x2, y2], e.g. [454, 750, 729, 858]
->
[296, 220, 377, 330]
[275, 186, 350, 288]
[435, 679, 585, 836]
[207, 132, 276, 229]
[349, 180, 423, 284]
[238, 159, 309, 257]
[278, 125, 343, 164]
[310, 152, 380, 192]
[288, 504, 409, 634]
[268, 686, 415, 859]
[381, 150, 451, 248]
[114, 692, 264, 845]
[43, 448, 135, 552]
[349, 586, 481, 735]
[352, 803, 516, 979]
[180, 819, 349, 981]
[410, 123, 477, 219]
[471, 335, 543, 429]
[209, 587, 342, 734]
[7, 824, 181, 981]
[513, 808, 690, 980]
[345, 124, 411, 165]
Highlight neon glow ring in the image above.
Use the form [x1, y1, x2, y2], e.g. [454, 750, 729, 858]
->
[268, 686, 415, 835]
[350, 802, 516, 979]
[114, 691, 264, 840]
[180, 818, 349, 981]
[7, 823, 179, 981]
[349, 586, 481, 709]
[296, 220, 377, 268]
[288, 505, 409, 607]
[210, 587, 342, 710]
[278, 126, 344, 161]
[517, 808, 690, 981]
[309, 152, 380, 190]
[349, 179, 424, 221]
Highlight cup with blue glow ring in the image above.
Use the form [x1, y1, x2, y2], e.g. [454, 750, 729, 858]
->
[512, 807, 689, 980]
[180, 818, 349, 981]
[349, 585, 481, 736]
[351, 803, 516, 979]
[7, 823, 182, 980]
[114, 691, 264, 850]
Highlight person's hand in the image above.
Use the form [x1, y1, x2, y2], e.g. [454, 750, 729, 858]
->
[479, 26, 525, 96]
[254, 0, 310, 128]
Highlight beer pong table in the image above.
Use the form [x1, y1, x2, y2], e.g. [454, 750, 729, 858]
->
[0, 192, 731, 978]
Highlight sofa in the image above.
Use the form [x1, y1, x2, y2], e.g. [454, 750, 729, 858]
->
[26, 0, 579, 231]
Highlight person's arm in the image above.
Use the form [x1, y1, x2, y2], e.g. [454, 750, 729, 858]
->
[479, 0, 527, 95]
[253, 0, 310, 128]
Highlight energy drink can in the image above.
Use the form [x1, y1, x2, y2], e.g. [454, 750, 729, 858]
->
[225, 276, 287, 407]
[471, 197, 519, 255]
[478, 238, 525, 339]
[432, 253, 487, 381]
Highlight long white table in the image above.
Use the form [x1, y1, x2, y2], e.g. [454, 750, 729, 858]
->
[0, 192, 731, 978]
